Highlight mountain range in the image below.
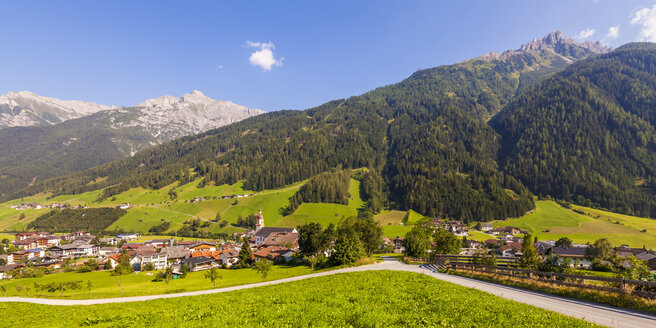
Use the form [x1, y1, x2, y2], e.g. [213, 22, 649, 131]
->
[0, 91, 263, 195]
[5, 31, 655, 221]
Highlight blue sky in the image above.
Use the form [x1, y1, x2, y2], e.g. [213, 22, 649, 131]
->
[1, 0, 655, 111]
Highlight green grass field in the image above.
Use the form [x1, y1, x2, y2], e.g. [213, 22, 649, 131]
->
[0, 265, 316, 299]
[495, 200, 656, 248]
[0, 271, 599, 327]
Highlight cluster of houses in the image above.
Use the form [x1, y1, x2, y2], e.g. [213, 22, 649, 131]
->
[220, 193, 256, 200]
[384, 220, 656, 271]
[8, 203, 68, 210]
[0, 210, 300, 279]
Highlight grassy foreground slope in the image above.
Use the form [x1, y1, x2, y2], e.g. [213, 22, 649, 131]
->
[0, 271, 598, 328]
[0, 265, 315, 299]
[496, 200, 656, 248]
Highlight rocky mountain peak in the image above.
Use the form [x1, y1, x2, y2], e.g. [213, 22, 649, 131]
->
[472, 30, 611, 62]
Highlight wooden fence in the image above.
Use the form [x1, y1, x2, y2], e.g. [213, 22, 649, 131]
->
[403, 255, 656, 299]
[404, 255, 519, 267]
[452, 263, 656, 299]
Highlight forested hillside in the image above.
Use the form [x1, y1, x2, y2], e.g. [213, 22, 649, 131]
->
[2, 32, 614, 222]
[493, 43, 656, 217]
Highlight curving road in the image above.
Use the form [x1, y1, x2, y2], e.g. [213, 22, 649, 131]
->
[1, 258, 655, 327]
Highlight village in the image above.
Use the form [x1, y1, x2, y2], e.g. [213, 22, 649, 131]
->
[2, 210, 656, 283]
[0, 210, 300, 279]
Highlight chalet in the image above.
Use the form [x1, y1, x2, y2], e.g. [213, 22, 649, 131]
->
[392, 237, 405, 253]
[118, 203, 132, 210]
[489, 226, 524, 236]
[545, 247, 591, 268]
[49, 244, 94, 257]
[221, 250, 240, 267]
[262, 232, 299, 249]
[191, 250, 223, 262]
[116, 234, 139, 240]
[144, 239, 174, 248]
[636, 252, 656, 270]
[33, 260, 62, 269]
[253, 246, 294, 263]
[15, 232, 52, 241]
[464, 239, 483, 249]
[615, 246, 648, 258]
[498, 242, 522, 257]
[184, 256, 216, 271]
[105, 254, 121, 269]
[98, 247, 119, 256]
[99, 237, 117, 245]
[13, 239, 38, 250]
[138, 253, 168, 270]
[160, 246, 190, 264]
[189, 242, 217, 252]
[0, 254, 11, 265]
[0, 264, 20, 279]
[480, 223, 493, 232]
[121, 243, 144, 251]
[484, 239, 500, 247]
[255, 227, 297, 245]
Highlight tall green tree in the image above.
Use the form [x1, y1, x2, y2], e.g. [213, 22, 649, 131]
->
[433, 228, 461, 255]
[520, 233, 539, 269]
[330, 227, 363, 265]
[403, 225, 431, 258]
[354, 217, 383, 255]
[204, 268, 223, 287]
[585, 238, 614, 261]
[253, 260, 272, 280]
[238, 238, 253, 267]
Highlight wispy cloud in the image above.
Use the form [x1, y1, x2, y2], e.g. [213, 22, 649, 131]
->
[246, 41, 283, 71]
[631, 5, 656, 42]
[578, 28, 596, 40]
[606, 25, 620, 39]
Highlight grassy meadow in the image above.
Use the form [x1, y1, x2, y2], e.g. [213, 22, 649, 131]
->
[0, 271, 600, 327]
[0, 265, 316, 299]
[495, 200, 656, 248]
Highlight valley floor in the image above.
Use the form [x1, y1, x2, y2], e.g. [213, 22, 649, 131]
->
[1, 258, 654, 327]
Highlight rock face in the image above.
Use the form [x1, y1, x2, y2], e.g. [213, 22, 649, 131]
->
[473, 30, 611, 62]
[117, 90, 265, 142]
[0, 90, 264, 142]
[0, 91, 115, 128]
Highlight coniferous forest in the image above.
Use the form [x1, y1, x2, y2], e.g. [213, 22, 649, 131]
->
[7, 43, 656, 221]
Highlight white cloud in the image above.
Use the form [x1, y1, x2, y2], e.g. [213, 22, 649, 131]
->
[631, 5, 656, 42]
[217, 65, 224, 69]
[606, 25, 620, 39]
[578, 28, 596, 40]
[246, 41, 283, 71]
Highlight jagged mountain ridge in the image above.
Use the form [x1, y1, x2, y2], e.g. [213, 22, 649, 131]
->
[0, 91, 263, 194]
[0, 91, 115, 128]
[472, 30, 611, 62]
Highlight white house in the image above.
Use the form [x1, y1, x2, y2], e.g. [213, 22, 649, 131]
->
[139, 253, 168, 270]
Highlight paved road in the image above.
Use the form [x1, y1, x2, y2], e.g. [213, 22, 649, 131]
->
[1, 258, 655, 327]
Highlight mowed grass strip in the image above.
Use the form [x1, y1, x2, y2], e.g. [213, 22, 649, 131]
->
[0, 265, 315, 299]
[0, 271, 600, 327]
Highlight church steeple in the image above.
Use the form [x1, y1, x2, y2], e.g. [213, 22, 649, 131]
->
[255, 209, 265, 232]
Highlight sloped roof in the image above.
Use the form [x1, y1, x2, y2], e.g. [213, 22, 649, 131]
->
[255, 227, 296, 238]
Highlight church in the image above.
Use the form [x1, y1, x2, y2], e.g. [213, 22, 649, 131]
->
[253, 209, 297, 245]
